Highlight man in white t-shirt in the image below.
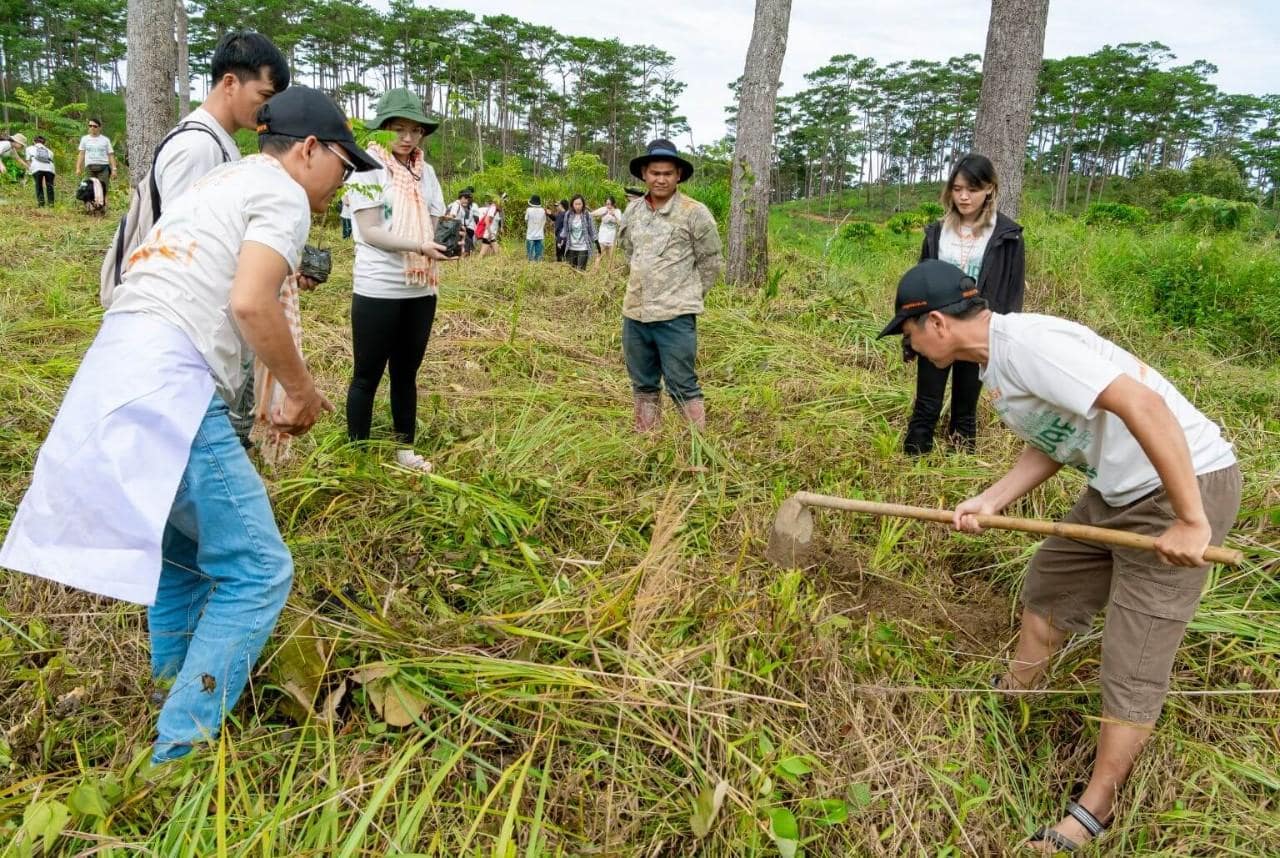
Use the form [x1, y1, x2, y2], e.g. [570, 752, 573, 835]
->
[524, 194, 547, 261]
[76, 118, 118, 198]
[0, 86, 379, 765]
[879, 259, 1241, 853]
[147, 30, 291, 445]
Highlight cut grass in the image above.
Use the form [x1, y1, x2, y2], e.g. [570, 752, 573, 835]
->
[0, 188, 1277, 855]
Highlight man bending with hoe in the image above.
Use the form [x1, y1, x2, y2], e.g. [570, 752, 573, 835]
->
[0, 86, 379, 764]
[878, 260, 1240, 853]
[617, 139, 722, 431]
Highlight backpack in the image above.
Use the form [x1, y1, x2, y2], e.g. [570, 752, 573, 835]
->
[30, 145, 53, 166]
[434, 216, 463, 258]
[100, 122, 230, 307]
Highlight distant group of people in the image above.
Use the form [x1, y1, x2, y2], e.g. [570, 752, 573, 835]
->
[1, 120, 120, 212]
[0, 28, 1248, 858]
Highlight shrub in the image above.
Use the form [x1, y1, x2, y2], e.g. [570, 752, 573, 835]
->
[1174, 195, 1256, 233]
[683, 180, 729, 224]
[1083, 202, 1149, 227]
[840, 220, 878, 242]
[885, 211, 928, 234]
[916, 201, 944, 220]
[1186, 155, 1250, 201]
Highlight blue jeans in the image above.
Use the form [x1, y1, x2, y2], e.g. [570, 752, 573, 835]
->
[526, 239, 544, 261]
[148, 396, 293, 763]
[621, 314, 702, 403]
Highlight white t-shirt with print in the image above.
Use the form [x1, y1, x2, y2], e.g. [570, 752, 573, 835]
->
[152, 107, 240, 206]
[105, 154, 311, 404]
[938, 220, 993, 281]
[981, 313, 1236, 506]
[525, 206, 546, 240]
[26, 143, 55, 173]
[345, 153, 446, 299]
[79, 134, 114, 166]
[446, 199, 478, 229]
[594, 206, 622, 245]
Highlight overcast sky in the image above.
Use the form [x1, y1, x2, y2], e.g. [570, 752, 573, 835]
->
[458, 0, 1280, 148]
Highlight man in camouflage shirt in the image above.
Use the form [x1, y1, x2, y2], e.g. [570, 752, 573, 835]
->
[617, 139, 723, 431]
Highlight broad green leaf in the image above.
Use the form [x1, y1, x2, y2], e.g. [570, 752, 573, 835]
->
[776, 755, 814, 777]
[768, 807, 799, 858]
[848, 782, 874, 811]
[68, 782, 109, 818]
[22, 798, 70, 853]
[810, 798, 847, 826]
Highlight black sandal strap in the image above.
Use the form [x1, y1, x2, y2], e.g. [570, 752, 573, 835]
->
[1031, 827, 1081, 852]
[1066, 801, 1108, 838]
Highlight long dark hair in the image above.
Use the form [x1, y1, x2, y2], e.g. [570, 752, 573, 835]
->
[570, 194, 587, 215]
[941, 153, 998, 229]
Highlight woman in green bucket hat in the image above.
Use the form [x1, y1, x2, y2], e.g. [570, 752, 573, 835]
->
[343, 88, 448, 473]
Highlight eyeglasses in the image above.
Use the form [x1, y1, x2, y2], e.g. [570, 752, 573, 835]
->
[324, 143, 357, 181]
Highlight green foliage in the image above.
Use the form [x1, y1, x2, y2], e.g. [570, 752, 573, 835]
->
[682, 180, 730, 224]
[1083, 202, 1149, 227]
[916, 201, 944, 220]
[885, 211, 928, 234]
[1174, 195, 1257, 232]
[840, 220, 879, 242]
[1185, 156, 1250, 201]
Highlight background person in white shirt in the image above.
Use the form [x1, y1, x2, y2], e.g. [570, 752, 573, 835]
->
[0, 132, 29, 181]
[591, 195, 623, 269]
[0, 86, 379, 764]
[76, 118, 118, 198]
[524, 194, 547, 261]
[122, 30, 291, 446]
[26, 135, 55, 206]
[879, 259, 1240, 854]
[343, 88, 449, 472]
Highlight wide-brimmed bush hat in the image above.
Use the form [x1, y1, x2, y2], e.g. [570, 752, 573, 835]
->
[630, 138, 693, 182]
[371, 88, 439, 135]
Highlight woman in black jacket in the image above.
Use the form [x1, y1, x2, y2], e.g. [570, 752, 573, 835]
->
[904, 153, 1025, 455]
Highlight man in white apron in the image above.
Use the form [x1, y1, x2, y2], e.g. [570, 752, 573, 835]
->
[0, 86, 380, 763]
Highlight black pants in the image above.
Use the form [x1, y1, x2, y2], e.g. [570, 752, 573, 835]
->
[555, 241, 566, 262]
[34, 172, 54, 205]
[87, 163, 110, 197]
[905, 358, 981, 454]
[566, 248, 589, 270]
[347, 293, 437, 445]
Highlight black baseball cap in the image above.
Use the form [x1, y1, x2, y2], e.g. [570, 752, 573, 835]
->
[255, 86, 381, 173]
[877, 260, 983, 338]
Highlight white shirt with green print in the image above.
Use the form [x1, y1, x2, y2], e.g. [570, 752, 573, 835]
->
[980, 313, 1236, 506]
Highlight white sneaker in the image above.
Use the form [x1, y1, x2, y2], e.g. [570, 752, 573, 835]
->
[395, 449, 433, 473]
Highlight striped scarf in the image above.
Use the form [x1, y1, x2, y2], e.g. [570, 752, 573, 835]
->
[367, 142, 438, 289]
[251, 275, 303, 466]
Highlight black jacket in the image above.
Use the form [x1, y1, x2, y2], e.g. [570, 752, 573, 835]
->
[920, 212, 1025, 313]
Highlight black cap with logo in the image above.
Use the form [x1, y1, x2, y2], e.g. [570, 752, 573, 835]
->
[877, 259, 984, 339]
[255, 85, 382, 173]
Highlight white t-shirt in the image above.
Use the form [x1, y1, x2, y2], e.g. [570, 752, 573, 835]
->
[345, 153, 446, 299]
[525, 206, 546, 240]
[446, 199, 478, 229]
[981, 313, 1236, 506]
[938, 220, 993, 281]
[152, 108, 240, 206]
[79, 134, 114, 166]
[105, 155, 311, 404]
[0, 141, 14, 160]
[26, 143, 54, 173]
[594, 206, 622, 245]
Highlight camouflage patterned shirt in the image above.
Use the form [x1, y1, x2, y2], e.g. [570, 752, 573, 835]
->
[617, 191, 723, 323]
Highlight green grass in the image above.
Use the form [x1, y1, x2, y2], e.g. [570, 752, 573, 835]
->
[0, 181, 1278, 856]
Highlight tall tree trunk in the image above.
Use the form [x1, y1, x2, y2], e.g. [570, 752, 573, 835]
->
[727, 0, 792, 289]
[126, 0, 177, 186]
[973, 0, 1048, 220]
[175, 0, 188, 118]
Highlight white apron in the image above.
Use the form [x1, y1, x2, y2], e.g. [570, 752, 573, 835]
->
[0, 313, 214, 605]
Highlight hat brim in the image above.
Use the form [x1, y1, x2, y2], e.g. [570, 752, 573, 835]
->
[630, 154, 694, 183]
[877, 314, 910, 339]
[373, 111, 439, 136]
[337, 141, 383, 174]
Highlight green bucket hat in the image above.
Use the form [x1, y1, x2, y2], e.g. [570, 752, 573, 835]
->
[371, 88, 439, 135]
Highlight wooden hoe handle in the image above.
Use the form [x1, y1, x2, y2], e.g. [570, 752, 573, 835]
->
[791, 492, 1244, 566]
